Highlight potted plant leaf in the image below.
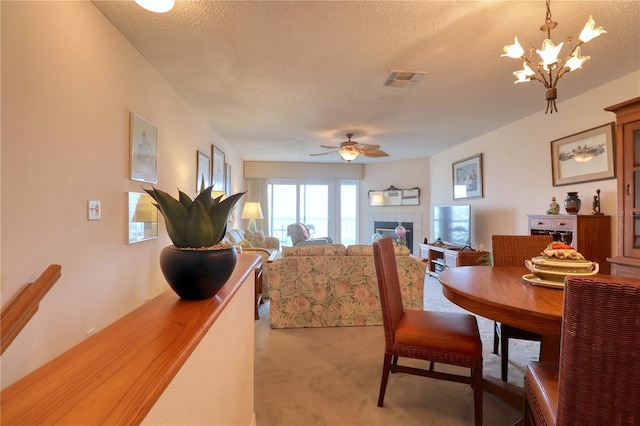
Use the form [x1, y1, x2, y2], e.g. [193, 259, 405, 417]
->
[144, 185, 245, 300]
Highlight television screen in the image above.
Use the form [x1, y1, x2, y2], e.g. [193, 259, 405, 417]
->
[433, 205, 471, 247]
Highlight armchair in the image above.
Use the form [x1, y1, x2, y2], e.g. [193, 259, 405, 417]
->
[287, 223, 333, 246]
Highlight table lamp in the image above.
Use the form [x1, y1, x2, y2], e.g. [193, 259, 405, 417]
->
[241, 202, 263, 232]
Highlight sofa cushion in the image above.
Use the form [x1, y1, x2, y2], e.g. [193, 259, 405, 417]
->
[225, 230, 245, 244]
[346, 244, 410, 256]
[282, 244, 347, 257]
[235, 239, 253, 249]
[244, 229, 266, 248]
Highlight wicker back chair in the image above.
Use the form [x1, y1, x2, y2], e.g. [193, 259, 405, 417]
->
[524, 275, 640, 426]
[491, 234, 554, 381]
[372, 237, 484, 426]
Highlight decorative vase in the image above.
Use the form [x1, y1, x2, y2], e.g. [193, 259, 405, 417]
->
[564, 192, 581, 214]
[159, 245, 238, 300]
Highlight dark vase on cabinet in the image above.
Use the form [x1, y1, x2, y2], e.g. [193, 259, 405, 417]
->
[564, 192, 581, 214]
[605, 97, 640, 278]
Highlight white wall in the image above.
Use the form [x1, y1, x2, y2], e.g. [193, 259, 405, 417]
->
[1, 1, 245, 388]
[428, 71, 640, 252]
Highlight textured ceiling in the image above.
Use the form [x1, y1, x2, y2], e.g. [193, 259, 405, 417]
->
[92, 1, 640, 164]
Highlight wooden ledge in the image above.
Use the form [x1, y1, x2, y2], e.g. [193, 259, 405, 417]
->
[1, 254, 260, 426]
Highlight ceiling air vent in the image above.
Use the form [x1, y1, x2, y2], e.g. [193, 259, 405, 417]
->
[383, 70, 426, 88]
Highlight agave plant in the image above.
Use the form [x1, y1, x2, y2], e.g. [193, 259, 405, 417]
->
[144, 185, 245, 249]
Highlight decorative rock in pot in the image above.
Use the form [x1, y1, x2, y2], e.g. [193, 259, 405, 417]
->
[144, 185, 245, 300]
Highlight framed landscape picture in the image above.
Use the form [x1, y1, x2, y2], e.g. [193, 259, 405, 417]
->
[550, 123, 615, 186]
[452, 153, 483, 200]
[129, 113, 158, 183]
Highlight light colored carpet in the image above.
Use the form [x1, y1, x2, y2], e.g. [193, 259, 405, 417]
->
[254, 276, 540, 425]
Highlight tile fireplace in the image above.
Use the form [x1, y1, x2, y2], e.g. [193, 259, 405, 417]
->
[367, 213, 422, 255]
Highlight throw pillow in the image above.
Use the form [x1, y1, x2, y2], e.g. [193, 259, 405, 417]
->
[236, 239, 253, 248]
[245, 230, 266, 248]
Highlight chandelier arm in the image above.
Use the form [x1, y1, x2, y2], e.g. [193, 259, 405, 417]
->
[531, 60, 552, 88]
[556, 40, 586, 80]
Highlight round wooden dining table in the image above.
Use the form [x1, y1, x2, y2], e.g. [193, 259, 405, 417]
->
[438, 265, 565, 410]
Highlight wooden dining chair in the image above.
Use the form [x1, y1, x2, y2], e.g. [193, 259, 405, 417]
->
[523, 275, 640, 426]
[372, 237, 484, 426]
[491, 234, 553, 382]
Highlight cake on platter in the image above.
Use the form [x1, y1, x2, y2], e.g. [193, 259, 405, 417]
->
[524, 242, 599, 286]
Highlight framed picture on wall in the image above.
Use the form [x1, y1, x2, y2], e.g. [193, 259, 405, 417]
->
[127, 192, 158, 244]
[129, 113, 158, 183]
[196, 151, 211, 192]
[550, 123, 616, 186]
[452, 153, 483, 200]
[225, 163, 232, 195]
[212, 145, 225, 192]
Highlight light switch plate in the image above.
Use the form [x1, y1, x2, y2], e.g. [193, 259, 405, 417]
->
[88, 200, 101, 220]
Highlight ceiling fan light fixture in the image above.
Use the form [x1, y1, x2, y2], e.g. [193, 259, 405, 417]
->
[134, 0, 174, 13]
[339, 150, 359, 162]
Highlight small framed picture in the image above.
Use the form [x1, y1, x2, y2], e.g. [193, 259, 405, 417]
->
[130, 113, 158, 183]
[452, 154, 483, 200]
[401, 188, 420, 205]
[127, 192, 158, 244]
[212, 145, 226, 192]
[550, 123, 616, 186]
[196, 151, 211, 192]
[225, 163, 232, 195]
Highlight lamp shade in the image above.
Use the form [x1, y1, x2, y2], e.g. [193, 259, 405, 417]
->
[241, 202, 263, 220]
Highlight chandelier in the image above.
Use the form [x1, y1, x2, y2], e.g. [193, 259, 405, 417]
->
[501, 0, 606, 114]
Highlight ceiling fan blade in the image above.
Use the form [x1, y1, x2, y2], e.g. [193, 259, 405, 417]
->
[356, 144, 381, 151]
[361, 149, 389, 157]
[310, 151, 338, 156]
[319, 145, 340, 149]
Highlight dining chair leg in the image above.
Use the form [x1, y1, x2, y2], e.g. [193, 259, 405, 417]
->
[377, 353, 393, 407]
[472, 367, 483, 426]
[493, 322, 500, 354]
[501, 332, 509, 381]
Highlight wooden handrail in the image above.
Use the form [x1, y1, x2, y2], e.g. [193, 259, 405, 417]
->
[1, 264, 62, 355]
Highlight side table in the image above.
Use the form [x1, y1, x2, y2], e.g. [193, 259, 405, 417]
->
[253, 249, 280, 320]
[254, 261, 264, 320]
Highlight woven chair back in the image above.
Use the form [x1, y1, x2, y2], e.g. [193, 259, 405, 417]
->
[491, 234, 553, 267]
[372, 237, 405, 349]
[557, 275, 640, 425]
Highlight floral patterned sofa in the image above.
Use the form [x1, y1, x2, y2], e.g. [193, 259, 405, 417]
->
[266, 244, 426, 328]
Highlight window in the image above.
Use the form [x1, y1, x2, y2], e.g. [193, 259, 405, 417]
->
[268, 179, 358, 245]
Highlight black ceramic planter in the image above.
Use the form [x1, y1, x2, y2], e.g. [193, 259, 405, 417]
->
[159, 246, 238, 300]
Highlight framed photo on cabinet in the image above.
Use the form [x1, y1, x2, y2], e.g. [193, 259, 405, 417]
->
[550, 123, 615, 186]
[129, 113, 158, 183]
[452, 153, 483, 200]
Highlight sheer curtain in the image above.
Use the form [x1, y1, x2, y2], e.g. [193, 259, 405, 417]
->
[245, 178, 269, 235]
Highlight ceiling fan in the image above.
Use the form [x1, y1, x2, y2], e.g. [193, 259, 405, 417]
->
[310, 133, 389, 162]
